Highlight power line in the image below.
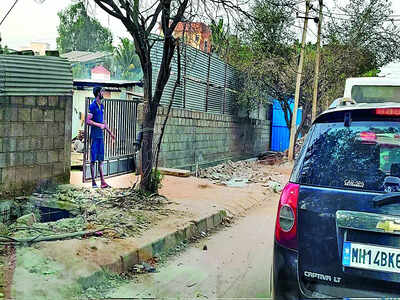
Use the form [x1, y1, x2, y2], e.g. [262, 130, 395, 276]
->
[0, 0, 19, 27]
[308, 26, 318, 38]
[298, 8, 400, 23]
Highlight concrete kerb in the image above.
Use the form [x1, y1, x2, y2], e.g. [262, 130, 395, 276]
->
[76, 210, 227, 284]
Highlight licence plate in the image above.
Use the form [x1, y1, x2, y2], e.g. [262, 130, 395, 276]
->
[343, 242, 400, 273]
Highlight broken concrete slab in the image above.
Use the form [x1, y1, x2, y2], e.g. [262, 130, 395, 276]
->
[157, 167, 191, 177]
[16, 213, 36, 226]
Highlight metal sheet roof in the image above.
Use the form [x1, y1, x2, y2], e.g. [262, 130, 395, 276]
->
[0, 54, 73, 96]
[73, 79, 142, 88]
[61, 51, 111, 63]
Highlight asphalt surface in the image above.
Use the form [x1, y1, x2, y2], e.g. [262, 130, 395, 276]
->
[106, 197, 278, 299]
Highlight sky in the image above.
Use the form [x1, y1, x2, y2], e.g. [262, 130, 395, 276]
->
[0, 0, 130, 50]
[1, 0, 400, 51]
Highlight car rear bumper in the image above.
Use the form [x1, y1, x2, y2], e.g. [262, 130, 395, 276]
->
[273, 241, 334, 300]
[273, 241, 301, 300]
[273, 241, 400, 299]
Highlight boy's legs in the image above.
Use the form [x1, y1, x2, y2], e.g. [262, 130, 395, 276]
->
[90, 162, 96, 186]
[97, 138, 109, 187]
[90, 138, 97, 186]
[98, 161, 107, 186]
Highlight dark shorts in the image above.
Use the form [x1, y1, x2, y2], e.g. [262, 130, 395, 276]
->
[90, 138, 104, 162]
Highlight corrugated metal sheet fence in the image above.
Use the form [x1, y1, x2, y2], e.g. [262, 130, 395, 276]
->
[0, 55, 72, 96]
[150, 41, 239, 115]
[271, 99, 303, 152]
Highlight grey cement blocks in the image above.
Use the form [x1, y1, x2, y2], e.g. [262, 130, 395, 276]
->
[0, 95, 71, 195]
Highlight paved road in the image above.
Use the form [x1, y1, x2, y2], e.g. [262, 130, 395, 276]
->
[106, 197, 278, 299]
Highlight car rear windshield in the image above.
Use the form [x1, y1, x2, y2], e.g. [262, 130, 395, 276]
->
[294, 121, 400, 192]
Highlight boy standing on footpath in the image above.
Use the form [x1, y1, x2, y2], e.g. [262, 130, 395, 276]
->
[86, 87, 115, 188]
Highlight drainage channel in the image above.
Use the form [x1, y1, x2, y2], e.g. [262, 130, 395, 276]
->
[36, 206, 73, 223]
[1, 195, 80, 225]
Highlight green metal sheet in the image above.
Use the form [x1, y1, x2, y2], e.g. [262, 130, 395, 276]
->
[0, 54, 73, 96]
[149, 38, 243, 115]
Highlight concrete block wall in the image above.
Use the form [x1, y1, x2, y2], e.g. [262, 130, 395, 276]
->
[138, 105, 271, 170]
[0, 95, 72, 195]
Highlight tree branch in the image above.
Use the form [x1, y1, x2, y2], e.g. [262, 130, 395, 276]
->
[168, 0, 190, 35]
[146, 3, 163, 35]
[94, 0, 126, 21]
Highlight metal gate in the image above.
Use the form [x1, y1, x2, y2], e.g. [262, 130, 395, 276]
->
[83, 97, 141, 182]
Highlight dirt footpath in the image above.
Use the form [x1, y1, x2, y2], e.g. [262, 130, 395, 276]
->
[71, 162, 292, 218]
[11, 161, 292, 300]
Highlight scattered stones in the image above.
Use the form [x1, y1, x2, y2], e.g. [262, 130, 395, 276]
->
[16, 213, 36, 226]
[265, 181, 284, 193]
[132, 262, 156, 274]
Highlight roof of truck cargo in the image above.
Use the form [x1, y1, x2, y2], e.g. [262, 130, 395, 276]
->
[315, 99, 400, 123]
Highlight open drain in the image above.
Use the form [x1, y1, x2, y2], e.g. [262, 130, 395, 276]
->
[36, 206, 72, 223]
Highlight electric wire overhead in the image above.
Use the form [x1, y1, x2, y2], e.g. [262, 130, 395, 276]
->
[0, 0, 19, 27]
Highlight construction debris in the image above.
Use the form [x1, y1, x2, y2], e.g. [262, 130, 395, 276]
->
[132, 261, 156, 274]
[198, 160, 283, 186]
[258, 151, 286, 165]
[158, 167, 191, 177]
[264, 181, 283, 193]
[5, 185, 177, 242]
[16, 213, 36, 226]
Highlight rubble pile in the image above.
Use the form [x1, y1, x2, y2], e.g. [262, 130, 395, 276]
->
[198, 160, 284, 192]
[198, 160, 259, 183]
[258, 151, 286, 165]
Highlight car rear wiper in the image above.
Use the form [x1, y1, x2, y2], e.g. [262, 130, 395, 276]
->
[373, 192, 400, 207]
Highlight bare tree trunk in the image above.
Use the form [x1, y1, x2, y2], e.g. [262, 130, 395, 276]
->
[139, 52, 157, 192]
[140, 103, 157, 191]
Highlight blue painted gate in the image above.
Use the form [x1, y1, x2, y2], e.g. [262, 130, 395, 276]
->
[271, 99, 302, 152]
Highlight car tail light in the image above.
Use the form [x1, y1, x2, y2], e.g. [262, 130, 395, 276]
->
[275, 183, 299, 250]
[375, 108, 400, 116]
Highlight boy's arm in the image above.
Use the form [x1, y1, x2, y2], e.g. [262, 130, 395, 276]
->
[86, 113, 105, 129]
[103, 121, 115, 140]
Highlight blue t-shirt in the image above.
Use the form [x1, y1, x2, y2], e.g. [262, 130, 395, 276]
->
[89, 100, 104, 139]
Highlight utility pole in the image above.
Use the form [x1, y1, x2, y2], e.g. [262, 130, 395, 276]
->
[288, 0, 310, 161]
[311, 0, 323, 122]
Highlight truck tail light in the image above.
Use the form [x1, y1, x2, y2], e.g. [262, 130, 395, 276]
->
[375, 108, 400, 116]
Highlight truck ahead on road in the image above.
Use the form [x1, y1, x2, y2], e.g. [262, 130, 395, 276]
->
[344, 77, 400, 103]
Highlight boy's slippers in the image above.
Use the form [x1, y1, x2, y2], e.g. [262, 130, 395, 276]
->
[101, 183, 111, 189]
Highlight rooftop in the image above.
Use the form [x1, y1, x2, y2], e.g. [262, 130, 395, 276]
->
[73, 79, 142, 88]
[61, 51, 111, 63]
[91, 65, 110, 74]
